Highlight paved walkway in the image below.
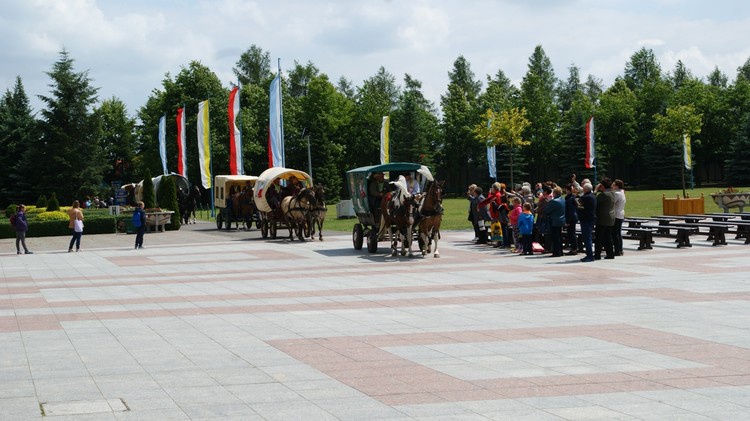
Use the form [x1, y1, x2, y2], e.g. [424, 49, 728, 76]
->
[1, 223, 749, 420]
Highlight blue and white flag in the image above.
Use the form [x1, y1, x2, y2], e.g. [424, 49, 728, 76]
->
[158, 114, 167, 175]
[269, 71, 285, 168]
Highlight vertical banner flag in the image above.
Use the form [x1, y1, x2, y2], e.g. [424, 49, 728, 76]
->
[228, 85, 243, 175]
[380, 116, 390, 165]
[683, 133, 692, 170]
[486, 118, 496, 179]
[197, 100, 212, 188]
[176, 107, 186, 178]
[158, 115, 167, 175]
[269, 72, 285, 168]
[585, 116, 596, 169]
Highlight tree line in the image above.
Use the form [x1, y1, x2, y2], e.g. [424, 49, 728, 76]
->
[2, 45, 750, 207]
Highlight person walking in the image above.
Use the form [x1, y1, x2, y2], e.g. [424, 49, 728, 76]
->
[67, 200, 84, 252]
[577, 183, 596, 262]
[133, 201, 146, 249]
[12, 204, 33, 255]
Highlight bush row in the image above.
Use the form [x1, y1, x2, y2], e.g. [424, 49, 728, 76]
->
[0, 214, 130, 239]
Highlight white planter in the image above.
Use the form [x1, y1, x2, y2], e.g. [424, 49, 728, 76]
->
[710, 192, 750, 212]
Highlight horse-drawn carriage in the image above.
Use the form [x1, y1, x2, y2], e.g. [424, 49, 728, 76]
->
[254, 167, 315, 240]
[346, 162, 444, 257]
[213, 175, 259, 230]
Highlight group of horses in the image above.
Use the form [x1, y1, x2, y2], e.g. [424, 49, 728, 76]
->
[378, 178, 445, 258]
[278, 184, 327, 241]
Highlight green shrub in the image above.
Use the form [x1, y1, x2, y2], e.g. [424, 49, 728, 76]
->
[157, 176, 181, 231]
[47, 192, 60, 211]
[24, 206, 44, 215]
[36, 195, 48, 209]
[142, 169, 156, 209]
[0, 214, 118, 239]
[34, 211, 69, 222]
[5, 204, 18, 218]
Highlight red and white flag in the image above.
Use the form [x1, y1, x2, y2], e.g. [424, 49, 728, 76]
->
[228, 85, 243, 175]
[585, 116, 596, 169]
[176, 107, 186, 177]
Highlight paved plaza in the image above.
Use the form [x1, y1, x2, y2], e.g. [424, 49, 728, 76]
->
[1, 223, 749, 420]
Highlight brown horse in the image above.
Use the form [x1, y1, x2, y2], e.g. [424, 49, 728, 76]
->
[280, 188, 316, 241]
[378, 184, 417, 257]
[308, 183, 327, 241]
[231, 188, 256, 230]
[417, 180, 445, 257]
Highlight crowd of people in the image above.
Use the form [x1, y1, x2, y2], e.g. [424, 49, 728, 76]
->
[467, 174, 626, 262]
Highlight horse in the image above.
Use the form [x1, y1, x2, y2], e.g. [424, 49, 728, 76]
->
[231, 188, 256, 230]
[308, 183, 327, 241]
[417, 180, 445, 257]
[178, 185, 200, 225]
[280, 188, 316, 241]
[378, 178, 417, 257]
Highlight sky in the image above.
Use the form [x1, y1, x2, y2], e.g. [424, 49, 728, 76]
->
[2, 0, 750, 117]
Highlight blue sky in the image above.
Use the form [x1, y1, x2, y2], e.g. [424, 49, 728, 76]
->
[2, 0, 749, 116]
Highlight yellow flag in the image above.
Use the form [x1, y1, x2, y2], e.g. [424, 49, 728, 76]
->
[197, 100, 212, 188]
[380, 116, 389, 164]
[683, 133, 692, 170]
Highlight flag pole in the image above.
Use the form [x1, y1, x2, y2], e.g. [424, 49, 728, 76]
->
[277, 58, 285, 168]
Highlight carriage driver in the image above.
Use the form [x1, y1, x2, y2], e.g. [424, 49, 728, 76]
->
[282, 175, 303, 198]
[368, 172, 385, 218]
[267, 178, 282, 210]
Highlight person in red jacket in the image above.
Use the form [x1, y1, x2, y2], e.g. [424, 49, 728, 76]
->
[477, 182, 505, 247]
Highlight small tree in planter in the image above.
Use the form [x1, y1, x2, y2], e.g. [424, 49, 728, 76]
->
[652, 104, 702, 198]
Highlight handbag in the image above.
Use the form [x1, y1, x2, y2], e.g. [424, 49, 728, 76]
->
[74, 219, 84, 233]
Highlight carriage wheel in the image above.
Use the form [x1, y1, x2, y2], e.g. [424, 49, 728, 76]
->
[352, 224, 364, 250]
[261, 219, 268, 238]
[216, 213, 223, 230]
[270, 221, 278, 239]
[367, 228, 378, 253]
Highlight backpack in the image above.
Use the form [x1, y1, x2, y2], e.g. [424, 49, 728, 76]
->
[9, 213, 16, 227]
[132, 211, 142, 227]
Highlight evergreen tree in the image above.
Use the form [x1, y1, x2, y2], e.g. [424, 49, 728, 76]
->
[0, 76, 38, 207]
[30, 50, 104, 203]
[440, 56, 482, 193]
[47, 192, 60, 212]
[96, 97, 136, 186]
[36, 195, 48, 209]
[156, 175, 181, 230]
[348, 67, 398, 170]
[597, 78, 638, 179]
[519, 45, 559, 181]
[232, 44, 271, 86]
[390, 74, 440, 168]
[142, 168, 156, 209]
[726, 113, 750, 185]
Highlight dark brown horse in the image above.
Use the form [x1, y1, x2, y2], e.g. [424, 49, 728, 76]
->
[231, 188, 256, 230]
[280, 188, 316, 241]
[417, 180, 445, 257]
[308, 183, 327, 241]
[378, 185, 417, 257]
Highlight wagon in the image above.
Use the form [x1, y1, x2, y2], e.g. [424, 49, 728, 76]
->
[346, 162, 433, 253]
[213, 175, 259, 230]
[254, 167, 313, 239]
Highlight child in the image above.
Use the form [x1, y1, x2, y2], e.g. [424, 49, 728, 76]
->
[508, 197, 522, 252]
[517, 202, 535, 255]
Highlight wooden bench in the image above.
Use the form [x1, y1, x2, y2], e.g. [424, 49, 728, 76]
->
[683, 220, 750, 244]
[639, 224, 693, 248]
[675, 222, 730, 246]
[623, 227, 655, 250]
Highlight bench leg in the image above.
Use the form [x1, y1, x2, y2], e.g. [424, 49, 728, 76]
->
[677, 230, 691, 248]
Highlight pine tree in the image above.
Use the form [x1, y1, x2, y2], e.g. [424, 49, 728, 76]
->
[36, 195, 48, 209]
[47, 192, 60, 212]
[0, 76, 38, 207]
[726, 114, 750, 185]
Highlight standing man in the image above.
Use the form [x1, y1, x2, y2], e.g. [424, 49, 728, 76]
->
[612, 179, 627, 256]
[577, 184, 596, 262]
[546, 186, 566, 257]
[13, 204, 33, 255]
[595, 178, 616, 260]
[564, 184, 579, 255]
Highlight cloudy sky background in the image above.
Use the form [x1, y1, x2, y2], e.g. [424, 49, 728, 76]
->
[2, 0, 750, 117]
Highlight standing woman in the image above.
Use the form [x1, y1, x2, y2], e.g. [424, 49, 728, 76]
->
[67, 200, 84, 252]
[612, 179, 627, 256]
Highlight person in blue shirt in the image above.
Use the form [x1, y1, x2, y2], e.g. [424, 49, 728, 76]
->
[517, 202, 535, 255]
[133, 201, 146, 249]
[545, 186, 566, 257]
